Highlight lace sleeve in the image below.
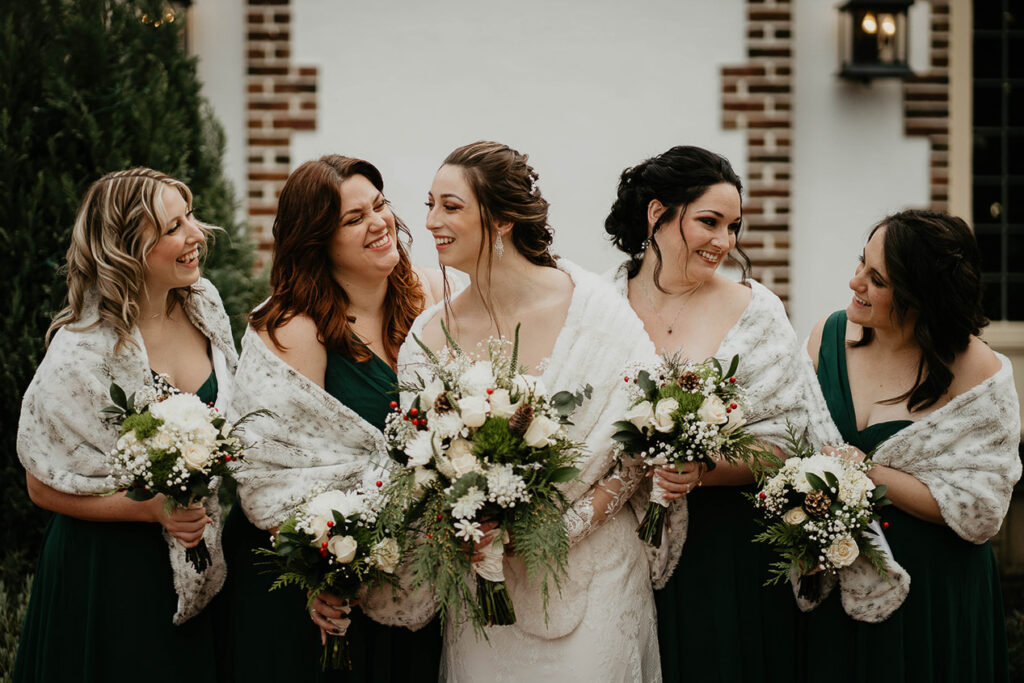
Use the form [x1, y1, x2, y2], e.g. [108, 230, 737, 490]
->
[359, 560, 437, 630]
[563, 457, 647, 546]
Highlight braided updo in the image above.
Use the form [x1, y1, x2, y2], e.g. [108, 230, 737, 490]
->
[604, 146, 748, 284]
[442, 141, 556, 268]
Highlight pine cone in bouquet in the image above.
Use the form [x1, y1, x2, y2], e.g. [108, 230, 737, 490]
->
[804, 489, 832, 517]
[508, 404, 534, 438]
[676, 371, 702, 392]
[433, 392, 454, 414]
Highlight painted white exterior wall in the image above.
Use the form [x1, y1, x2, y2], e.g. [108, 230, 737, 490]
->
[788, 0, 931, 338]
[191, 0, 246, 212]
[191, 0, 935, 339]
[287, 0, 746, 274]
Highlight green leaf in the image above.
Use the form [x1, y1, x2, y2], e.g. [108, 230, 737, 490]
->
[439, 319, 464, 356]
[548, 466, 579, 483]
[824, 471, 840, 490]
[510, 322, 521, 372]
[636, 370, 656, 397]
[726, 354, 740, 379]
[448, 472, 487, 501]
[805, 472, 828, 491]
[872, 484, 888, 501]
[550, 391, 579, 416]
[109, 382, 127, 410]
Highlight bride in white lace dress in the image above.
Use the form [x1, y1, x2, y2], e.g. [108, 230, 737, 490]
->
[397, 142, 661, 682]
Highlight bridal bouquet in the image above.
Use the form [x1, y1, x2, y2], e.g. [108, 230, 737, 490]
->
[380, 323, 589, 630]
[256, 486, 401, 670]
[105, 378, 256, 572]
[751, 429, 892, 602]
[612, 353, 755, 546]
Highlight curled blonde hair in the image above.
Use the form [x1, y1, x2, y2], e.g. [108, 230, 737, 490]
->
[47, 167, 215, 351]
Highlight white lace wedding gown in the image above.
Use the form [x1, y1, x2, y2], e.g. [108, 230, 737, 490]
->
[398, 261, 662, 683]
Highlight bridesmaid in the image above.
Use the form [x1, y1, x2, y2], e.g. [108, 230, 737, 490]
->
[803, 209, 1020, 682]
[604, 146, 815, 682]
[15, 168, 234, 682]
[221, 155, 444, 681]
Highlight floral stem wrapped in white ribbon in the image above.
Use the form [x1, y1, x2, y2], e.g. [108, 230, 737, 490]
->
[612, 352, 756, 546]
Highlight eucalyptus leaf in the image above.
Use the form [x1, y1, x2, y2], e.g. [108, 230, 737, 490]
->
[548, 466, 579, 483]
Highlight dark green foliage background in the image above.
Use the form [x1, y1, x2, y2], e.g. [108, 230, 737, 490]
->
[0, 0, 266, 584]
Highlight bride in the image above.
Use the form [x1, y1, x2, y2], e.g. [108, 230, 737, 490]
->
[399, 141, 660, 681]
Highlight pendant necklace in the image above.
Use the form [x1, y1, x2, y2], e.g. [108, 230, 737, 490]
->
[645, 281, 704, 335]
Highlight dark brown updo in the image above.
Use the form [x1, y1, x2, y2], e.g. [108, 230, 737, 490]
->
[605, 145, 748, 288]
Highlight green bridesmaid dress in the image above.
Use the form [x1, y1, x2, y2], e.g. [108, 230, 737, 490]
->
[14, 372, 221, 683]
[217, 348, 442, 682]
[803, 310, 1009, 683]
[655, 441, 800, 674]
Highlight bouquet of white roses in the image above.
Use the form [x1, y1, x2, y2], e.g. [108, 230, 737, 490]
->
[612, 353, 756, 546]
[751, 429, 893, 602]
[379, 323, 589, 631]
[256, 485, 401, 670]
[105, 378, 256, 572]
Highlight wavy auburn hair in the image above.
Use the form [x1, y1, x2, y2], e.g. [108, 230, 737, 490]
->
[249, 155, 424, 364]
[48, 167, 213, 352]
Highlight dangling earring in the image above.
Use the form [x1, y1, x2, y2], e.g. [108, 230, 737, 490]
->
[495, 233, 505, 259]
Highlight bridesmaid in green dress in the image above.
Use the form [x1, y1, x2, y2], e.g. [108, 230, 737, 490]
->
[15, 169, 234, 682]
[217, 155, 445, 681]
[604, 146, 807, 682]
[804, 209, 1016, 682]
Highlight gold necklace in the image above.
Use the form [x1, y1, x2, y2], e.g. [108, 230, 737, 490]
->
[644, 280, 703, 335]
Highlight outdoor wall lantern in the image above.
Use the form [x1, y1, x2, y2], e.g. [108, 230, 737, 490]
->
[838, 0, 915, 81]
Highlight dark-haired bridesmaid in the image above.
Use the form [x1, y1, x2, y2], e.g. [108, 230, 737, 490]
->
[802, 209, 1020, 683]
[604, 145, 822, 682]
[219, 155, 444, 681]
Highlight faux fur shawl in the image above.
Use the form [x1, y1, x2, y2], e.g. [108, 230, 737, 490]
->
[17, 278, 236, 624]
[230, 326, 392, 531]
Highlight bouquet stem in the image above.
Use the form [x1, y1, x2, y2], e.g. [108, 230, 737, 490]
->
[185, 539, 211, 572]
[476, 578, 516, 626]
[637, 502, 667, 547]
[321, 633, 350, 671]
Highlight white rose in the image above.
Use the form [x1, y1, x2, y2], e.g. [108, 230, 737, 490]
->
[522, 415, 559, 448]
[181, 443, 210, 471]
[420, 377, 446, 411]
[722, 404, 745, 434]
[460, 361, 496, 397]
[697, 395, 728, 426]
[624, 401, 654, 431]
[369, 538, 400, 574]
[488, 388, 518, 418]
[512, 374, 547, 400]
[447, 439, 479, 476]
[328, 535, 358, 564]
[457, 396, 490, 428]
[782, 507, 808, 525]
[306, 516, 330, 547]
[824, 536, 860, 568]
[653, 398, 679, 433]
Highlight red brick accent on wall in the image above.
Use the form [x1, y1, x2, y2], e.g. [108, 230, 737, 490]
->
[903, 0, 949, 210]
[246, 0, 317, 265]
[721, 0, 793, 302]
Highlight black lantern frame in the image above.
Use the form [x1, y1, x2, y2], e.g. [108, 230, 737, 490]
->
[838, 0, 915, 82]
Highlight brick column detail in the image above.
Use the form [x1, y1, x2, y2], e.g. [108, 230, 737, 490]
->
[246, 0, 318, 266]
[721, 0, 793, 303]
[903, 0, 950, 211]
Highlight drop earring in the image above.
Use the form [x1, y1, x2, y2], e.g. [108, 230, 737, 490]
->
[495, 233, 505, 259]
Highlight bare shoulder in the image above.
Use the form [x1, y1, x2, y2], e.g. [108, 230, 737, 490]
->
[714, 275, 753, 314]
[256, 313, 327, 387]
[949, 336, 1002, 396]
[413, 266, 446, 308]
[806, 315, 829, 369]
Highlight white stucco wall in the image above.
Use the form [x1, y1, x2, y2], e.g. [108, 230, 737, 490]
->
[190, 0, 246, 213]
[789, 0, 932, 338]
[288, 0, 746, 274]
